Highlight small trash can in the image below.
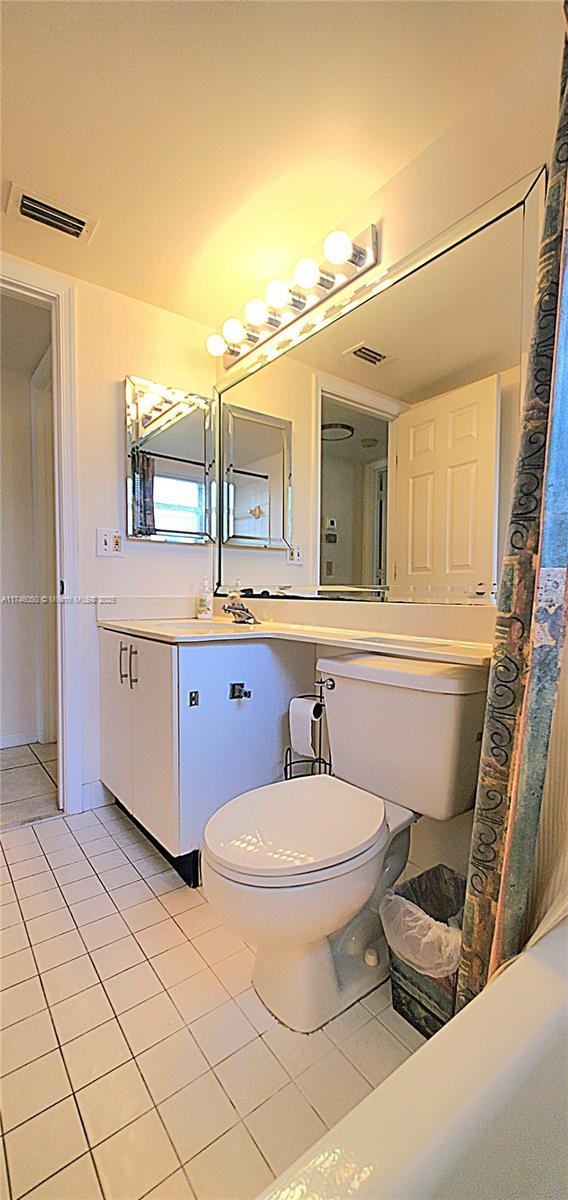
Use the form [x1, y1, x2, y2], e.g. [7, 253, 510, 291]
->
[381, 863, 466, 1040]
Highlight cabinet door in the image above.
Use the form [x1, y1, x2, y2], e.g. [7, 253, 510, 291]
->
[99, 630, 132, 809]
[178, 639, 316, 853]
[130, 636, 180, 856]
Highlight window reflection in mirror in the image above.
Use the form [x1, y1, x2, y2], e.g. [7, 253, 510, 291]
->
[126, 377, 215, 544]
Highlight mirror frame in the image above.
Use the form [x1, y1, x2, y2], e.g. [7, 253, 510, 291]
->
[214, 165, 547, 599]
[125, 375, 216, 545]
[221, 403, 292, 550]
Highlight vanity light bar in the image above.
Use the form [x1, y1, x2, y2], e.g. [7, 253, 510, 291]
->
[206, 224, 379, 369]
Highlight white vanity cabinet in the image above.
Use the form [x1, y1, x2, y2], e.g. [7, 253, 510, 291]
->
[177, 638, 314, 852]
[99, 627, 315, 879]
[99, 630, 179, 854]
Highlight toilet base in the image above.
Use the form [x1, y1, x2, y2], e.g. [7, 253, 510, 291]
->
[252, 904, 390, 1033]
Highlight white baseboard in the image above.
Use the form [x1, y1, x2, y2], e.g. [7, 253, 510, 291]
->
[0, 730, 38, 749]
[82, 780, 115, 811]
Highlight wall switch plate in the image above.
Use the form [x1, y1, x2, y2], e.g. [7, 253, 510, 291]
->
[96, 528, 123, 557]
[287, 544, 303, 566]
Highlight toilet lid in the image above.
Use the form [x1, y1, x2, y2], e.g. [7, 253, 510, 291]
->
[204, 775, 386, 879]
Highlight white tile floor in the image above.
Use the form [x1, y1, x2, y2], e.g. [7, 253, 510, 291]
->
[0, 745, 58, 831]
[0, 804, 425, 1200]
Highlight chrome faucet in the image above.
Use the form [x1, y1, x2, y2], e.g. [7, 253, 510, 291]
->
[222, 593, 260, 625]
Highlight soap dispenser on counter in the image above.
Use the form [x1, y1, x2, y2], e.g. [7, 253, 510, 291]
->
[197, 577, 213, 619]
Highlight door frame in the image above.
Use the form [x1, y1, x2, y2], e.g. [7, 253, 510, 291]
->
[362, 457, 388, 587]
[313, 371, 407, 587]
[1, 254, 82, 815]
[30, 347, 58, 746]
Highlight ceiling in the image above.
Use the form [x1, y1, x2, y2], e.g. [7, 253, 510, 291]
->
[292, 206, 523, 404]
[1, 2, 562, 333]
[321, 395, 388, 463]
[0, 292, 51, 375]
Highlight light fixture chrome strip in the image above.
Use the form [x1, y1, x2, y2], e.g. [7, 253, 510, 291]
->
[206, 224, 380, 370]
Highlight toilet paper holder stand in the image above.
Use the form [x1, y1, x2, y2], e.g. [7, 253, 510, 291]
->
[283, 676, 334, 781]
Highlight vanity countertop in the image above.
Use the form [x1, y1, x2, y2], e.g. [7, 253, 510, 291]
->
[97, 616, 492, 666]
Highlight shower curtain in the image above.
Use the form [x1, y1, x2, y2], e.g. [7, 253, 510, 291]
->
[457, 16, 568, 1008]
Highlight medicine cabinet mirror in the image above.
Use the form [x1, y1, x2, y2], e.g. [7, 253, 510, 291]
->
[216, 167, 546, 604]
[222, 404, 292, 549]
[126, 376, 215, 544]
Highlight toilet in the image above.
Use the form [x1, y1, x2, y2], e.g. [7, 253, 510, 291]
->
[202, 653, 488, 1032]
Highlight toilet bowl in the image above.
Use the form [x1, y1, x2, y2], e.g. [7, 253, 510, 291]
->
[202, 774, 414, 1031]
[203, 653, 488, 1032]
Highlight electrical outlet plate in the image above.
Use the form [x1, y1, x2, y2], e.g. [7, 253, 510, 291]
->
[287, 544, 303, 566]
[96, 528, 123, 557]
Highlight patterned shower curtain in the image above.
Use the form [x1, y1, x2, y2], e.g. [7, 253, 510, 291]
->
[457, 15, 568, 1008]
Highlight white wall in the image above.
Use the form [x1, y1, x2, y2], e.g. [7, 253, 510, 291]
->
[0, 368, 39, 746]
[72, 279, 215, 786]
[320, 455, 363, 585]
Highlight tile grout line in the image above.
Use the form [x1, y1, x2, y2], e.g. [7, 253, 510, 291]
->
[1, 810, 252, 1195]
[1, 805, 188, 1193]
[3, 836, 107, 1200]
[4, 816, 287, 1193]
[3, 806, 411, 1197]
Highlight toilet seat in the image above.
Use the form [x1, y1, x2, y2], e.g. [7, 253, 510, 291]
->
[203, 774, 389, 888]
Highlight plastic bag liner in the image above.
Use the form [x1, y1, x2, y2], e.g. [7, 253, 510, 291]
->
[380, 888, 463, 978]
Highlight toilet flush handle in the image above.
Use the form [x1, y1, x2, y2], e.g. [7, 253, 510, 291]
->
[229, 682, 252, 700]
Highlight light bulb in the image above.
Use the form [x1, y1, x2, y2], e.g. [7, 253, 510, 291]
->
[206, 333, 227, 358]
[294, 258, 320, 289]
[323, 230, 353, 265]
[244, 298, 268, 326]
[222, 318, 245, 344]
[265, 280, 291, 309]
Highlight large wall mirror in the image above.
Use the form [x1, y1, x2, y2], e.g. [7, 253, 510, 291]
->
[126, 376, 215, 544]
[216, 168, 545, 602]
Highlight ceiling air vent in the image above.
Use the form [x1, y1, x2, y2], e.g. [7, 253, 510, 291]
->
[6, 183, 98, 244]
[351, 344, 387, 366]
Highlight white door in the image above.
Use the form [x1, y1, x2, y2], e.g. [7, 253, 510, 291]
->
[130, 636, 179, 856]
[392, 374, 500, 598]
[99, 630, 132, 808]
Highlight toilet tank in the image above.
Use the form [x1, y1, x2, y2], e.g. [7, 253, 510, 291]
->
[317, 654, 488, 820]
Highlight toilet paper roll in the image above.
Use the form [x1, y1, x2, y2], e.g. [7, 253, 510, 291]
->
[289, 697, 323, 759]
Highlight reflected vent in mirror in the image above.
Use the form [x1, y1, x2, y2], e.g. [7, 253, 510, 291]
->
[348, 342, 388, 366]
[6, 182, 98, 242]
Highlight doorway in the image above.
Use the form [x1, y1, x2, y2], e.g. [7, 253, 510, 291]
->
[1, 290, 60, 829]
[319, 392, 389, 589]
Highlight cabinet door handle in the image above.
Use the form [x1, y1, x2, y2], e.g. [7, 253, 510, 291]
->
[129, 645, 138, 689]
[119, 642, 128, 685]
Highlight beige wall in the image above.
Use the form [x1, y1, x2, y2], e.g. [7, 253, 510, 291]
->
[316, 39, 557, 292]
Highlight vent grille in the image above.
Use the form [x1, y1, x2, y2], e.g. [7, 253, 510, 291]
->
[352, 345, 387, 366]
[6, 182, 98, 244]
[19, 194, 86, 238]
